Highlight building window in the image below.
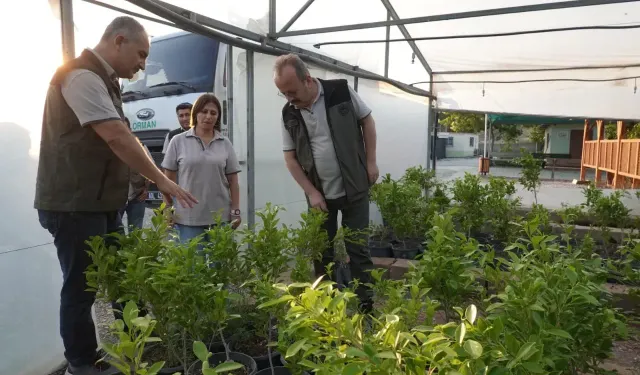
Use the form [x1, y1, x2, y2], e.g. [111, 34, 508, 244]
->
[447, 137, 454, 146]
[469, 137, 475, 147]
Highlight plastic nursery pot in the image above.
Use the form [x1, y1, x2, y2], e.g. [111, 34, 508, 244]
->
[253, 350, 282, 371]
[368, 238, 393, 258]
[391, 240, 423, 260]
[255, 366, 292, 375]
[210, 351, 258, 375]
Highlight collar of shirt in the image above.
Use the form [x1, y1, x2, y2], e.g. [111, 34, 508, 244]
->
[293, 78, 324, 111]
[88, 48, 118, 83]
[185, 127, 224, 140]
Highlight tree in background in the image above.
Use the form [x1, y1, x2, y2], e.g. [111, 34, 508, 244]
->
[527, 125, 546, 152]
[440, 112, 522, 152]
[439, 112, 484, 133]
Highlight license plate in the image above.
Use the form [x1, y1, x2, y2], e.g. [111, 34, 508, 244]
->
[147, 191, 163, 201]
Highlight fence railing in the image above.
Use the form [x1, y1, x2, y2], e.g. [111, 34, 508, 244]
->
[580, 120, 640, 188]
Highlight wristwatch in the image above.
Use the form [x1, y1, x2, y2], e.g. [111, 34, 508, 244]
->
[231, 209, 241, 217]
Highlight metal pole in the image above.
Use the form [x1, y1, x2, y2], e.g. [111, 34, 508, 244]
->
[268, 0, 276, 35]
[276, 0, 315, 35]
[273, 0, 640, 37]
[227, 44, 234, 144]
[246, 50, 255, 230]
[354, 76, 359, 92]
[483, 114, 488, 158]
[384, 11, 390, 78]
[60, 0, 75, 62]
[425, 81, 433, 170]
[432, 110, 439, 171]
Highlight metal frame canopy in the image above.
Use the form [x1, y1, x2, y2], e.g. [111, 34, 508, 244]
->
[117, 0, 640, 120]
[64, 0, 640, 120]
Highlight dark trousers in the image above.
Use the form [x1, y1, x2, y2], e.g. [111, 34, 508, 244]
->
[118, 198, 146, 232]
[313, 195, 374, 310]
[38, 210, 123, 367]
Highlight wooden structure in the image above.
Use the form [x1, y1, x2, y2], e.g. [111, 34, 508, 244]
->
[580, 119, 640, 188]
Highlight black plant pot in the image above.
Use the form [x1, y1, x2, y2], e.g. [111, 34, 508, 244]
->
[391, 240, 422, 260]
[368, 239, 393, 258]
[254, 351, 283, 371]
[210, 351, 258, 375]
[159, 365, 184, 375]
[255, 366, 292, 375]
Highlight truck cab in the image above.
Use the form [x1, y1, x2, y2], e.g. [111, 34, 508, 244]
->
[121, 31, 228, 203]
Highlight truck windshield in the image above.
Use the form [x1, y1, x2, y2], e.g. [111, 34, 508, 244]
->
[122, 33, 218, 100]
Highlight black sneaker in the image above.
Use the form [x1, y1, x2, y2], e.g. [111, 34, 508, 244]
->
[65, 351, 120, 375]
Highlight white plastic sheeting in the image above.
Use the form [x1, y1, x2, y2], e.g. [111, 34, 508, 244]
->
[157, 0, 640, 119]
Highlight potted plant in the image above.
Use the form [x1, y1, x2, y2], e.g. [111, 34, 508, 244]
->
[100, 301, 165, 375]
[367, 224, 393, 258]
[289, 208, 329, 283]
[384, 180, 424, 259]
[236, 204, 291, 370]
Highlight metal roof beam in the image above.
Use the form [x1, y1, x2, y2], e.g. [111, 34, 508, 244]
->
[275, 0, 315, 36]
[124, 0, 434, 98]
[272, 0, 640, 37]
[380, 0, 432, 75]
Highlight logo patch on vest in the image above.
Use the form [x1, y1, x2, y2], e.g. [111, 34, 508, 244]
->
[338, 103, 350, 116]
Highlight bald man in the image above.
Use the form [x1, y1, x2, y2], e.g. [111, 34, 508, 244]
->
[34, 16, 197, 375]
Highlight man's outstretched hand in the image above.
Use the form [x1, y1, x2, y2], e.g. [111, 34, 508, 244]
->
[156, 178, 198, 208]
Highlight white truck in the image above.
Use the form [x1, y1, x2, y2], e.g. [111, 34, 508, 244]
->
[122, 31, 230, 203]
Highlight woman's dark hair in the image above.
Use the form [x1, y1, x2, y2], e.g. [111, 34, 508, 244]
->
[191, 93, 222, 131]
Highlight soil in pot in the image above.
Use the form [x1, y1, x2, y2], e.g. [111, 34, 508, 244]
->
[391, 239, 422, 259]
[368, 238, 393, 258]
[232, 331, 282, 370]
[255, 366, 292, 375]
[210, 351, 258, 375]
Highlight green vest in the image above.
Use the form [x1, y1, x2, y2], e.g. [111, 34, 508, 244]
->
[34, 49, 129, 212]
[282, 79, 369, 203]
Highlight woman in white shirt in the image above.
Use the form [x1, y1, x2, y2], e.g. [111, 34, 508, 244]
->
[161, 93, 241, 245]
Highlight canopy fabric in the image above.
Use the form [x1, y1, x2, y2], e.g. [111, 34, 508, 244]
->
[77, 0, 640, 119]
[488, 114, 586, 125]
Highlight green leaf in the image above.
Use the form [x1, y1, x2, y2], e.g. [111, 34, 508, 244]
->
[375, 351, 397, 359]
[345, 347, 368, 358]
[509, 342, 537, 368]
[465, 305, 478, 325]
[286, 338, 307, 358]
[203, 369, 218, 375]
[463, 340, 483, 359]
[257, 295, 295, 309]
[546, 329, 573, 340]
[342, 362, 366, 375]
[193, 341, 209, 362]
[147, 361, 165, 375]
[212, 361, 244, 372]
[521, 362, 546, 373]
[455, 323, 467, 345]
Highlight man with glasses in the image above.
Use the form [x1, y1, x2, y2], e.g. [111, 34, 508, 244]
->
[274, 53, 379, 314]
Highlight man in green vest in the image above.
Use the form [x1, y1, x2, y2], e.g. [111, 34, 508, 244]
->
[34, 16, 197, 375]
[274, 54, 379, 313]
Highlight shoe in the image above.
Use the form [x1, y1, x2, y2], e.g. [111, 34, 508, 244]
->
[65, 356, 120, 375]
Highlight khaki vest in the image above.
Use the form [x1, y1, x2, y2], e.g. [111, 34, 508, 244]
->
[282, 79, 369, 203]
[34, 49, 129, 212]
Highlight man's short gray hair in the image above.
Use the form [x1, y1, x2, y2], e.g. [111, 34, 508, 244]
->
[100, 16, 147, 43]
[274, 53, 310, 81]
